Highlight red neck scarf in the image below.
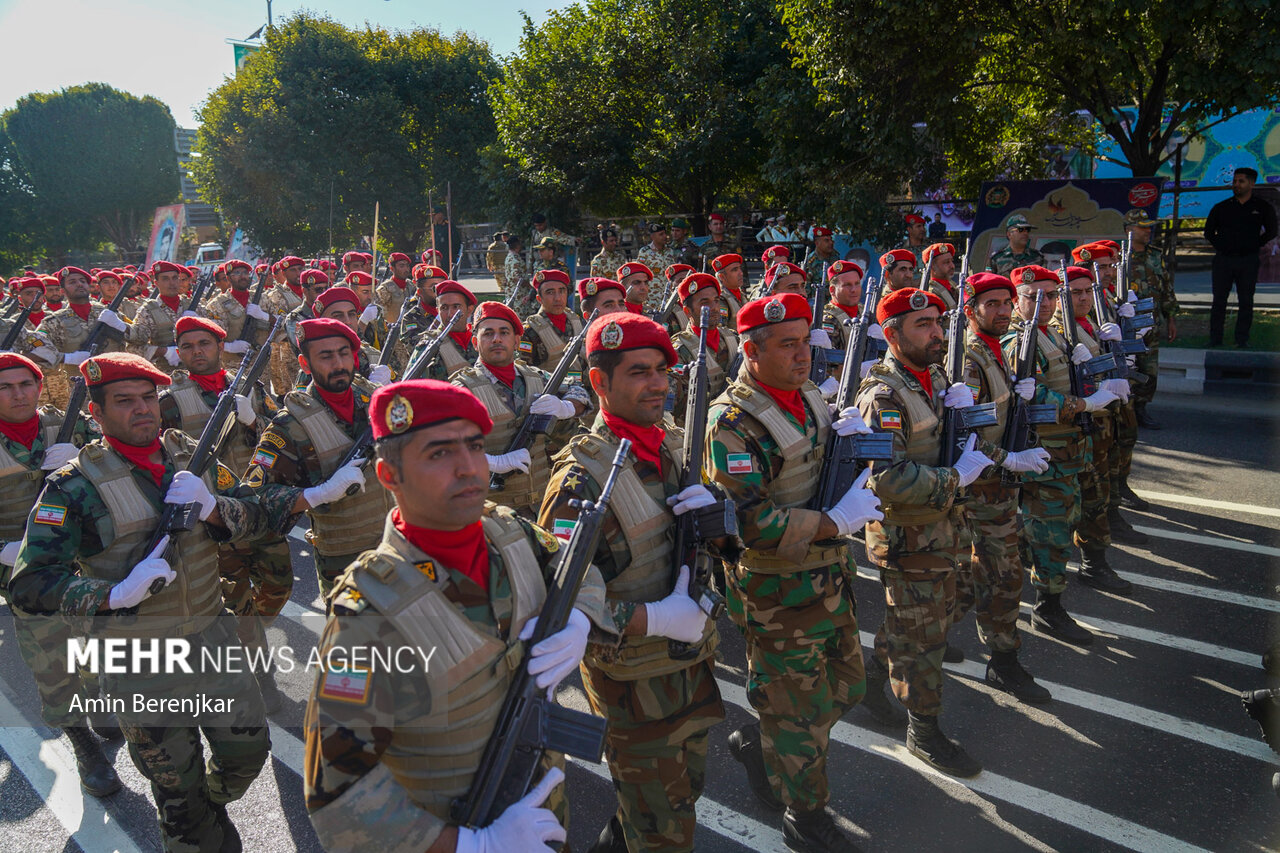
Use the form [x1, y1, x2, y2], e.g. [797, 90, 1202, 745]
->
[486, 361, 516, 388]
[423, 305, 439, 318]
[727, 287, 743, 302]
[26, 310, 44, 327]
[1078, 318, 1095, 336]
[449, 330, 471, 350]
[906, 365, 934, 397]
[393, 508, 489, 592]
[189, 370, 229, 395]
[975, 330, 1005, 367]
[69, 302, 92, 321]
[625, 302, 643, 314]
[692, 325, 721, 352]
[392, 277, 408, 290]
[603, 410, 666, 475]
[230, 289, 251, 307]
[106, 435, 165, 487]
[160, 294, 182, 312]
[757, 378, 808, 426]
[0, 414, 40, 450]
[287, 282, 304, 299]
[315, 385, 355, 424]
[546, 312, 568, 334]
[45, 300, 63, 311]
[931, 277, 955, 297]
[835, 302, 860, 319]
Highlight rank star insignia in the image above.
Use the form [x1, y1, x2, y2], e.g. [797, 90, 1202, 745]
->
[386, 395, 413, 434]
[85, 359, 102, 383]
[563, 470, 585, 492]
[763, 299, 786, 323]
[909, 292, 928, 310]
[600, 321, 624, 349]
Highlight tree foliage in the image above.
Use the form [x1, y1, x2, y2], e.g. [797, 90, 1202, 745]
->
[194, 14, 499, 255]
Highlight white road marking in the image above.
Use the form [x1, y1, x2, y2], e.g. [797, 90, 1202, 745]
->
[1072, 567, 1280, 614]
[1133, 491, 1280, 519]
[1130, 525, 1280, 559]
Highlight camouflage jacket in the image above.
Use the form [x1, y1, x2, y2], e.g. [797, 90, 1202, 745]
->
[159, 371, 277, 473]
[42, 302, 123, 357]
[518, 309, 586, 374]
[987, 246, 1044, 277]
[485, 240, 507, 274]
[699, 237, 743, 266]
[821, 302, 862, 351]
[803, 250, 842, 285]
[0, 315, 55, 366]
[261, 283, 304, 319]
[590, 248, 630, 280]
[894, 241, 927, 267]
[124, 297, 182, 350]
[1001, 316, 1074, 417]
[1129, 245, 1178, 318]
[373, 278, 413, 324]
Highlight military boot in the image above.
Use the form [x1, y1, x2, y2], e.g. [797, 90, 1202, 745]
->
[906, 712, 982, 777]
[1117, 477, 1149, 511]
[256, 668, 283, 715]
[860, 657, 907, 729]
[728, 723, 784, 811]
[943, 643, 965, 663]
[63, 725, 121, 797]
[88, 712, 122, 741]
[586, 815, 627, 853]
[1135, 403, 1161, 429]
[1078, 548, 1133, 595]
[211, 802, 243, 853]
[782, 805, 862, 853]
[985, 649, 1052, 704]
[1108, 508, 1150, 545]
[1030, 591, 1093, 646]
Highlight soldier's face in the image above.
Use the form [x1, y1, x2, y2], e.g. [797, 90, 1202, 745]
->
[177, 331, 223, 375]
[830, 272, 861, 306]
[156, 271, 183, 298]
[62, 274, 90, 301]
[744, 319, 811, 390]
[351, 283, 374, 307]
[671, 227, 687, 242]
[539, 248, 555, 261]
[419, 281, 440, 306]
[474, 319, 517, 368]
[284, 266, 302, 285]
[320, 302, 361, 331]
[771, 273, 806, 295]
[885, 308, 944, 369]
[604, 234, 618, 250]
[304, 282, 329, 304]
[0, 367, 41, 424]
[230, 269, 252, 290]
[682, 287, 721, 325]
[377, 420, 489, 529]
[717, 264, 743, 290]
[98, 278, 120, 302]
[18, 287, 43, 308]
[622, 274, 650, 303]
[44, 283, 63, 302]
[1008, 227, 1031, 251]
[651, 230, 667, 249]
[301, 340, 355, 392]
[438, 293, 470, 323]
[709, 219, 724, 236]
[1016, 285, 1059, 324]
[888, 263, 915, 289]
[589, 291, 627, 315]
[816, 235, 833, 254]
[392, 260, 410, 278]
[1094, 261, 1117, 289]
[967, 290, 1014, 337]
[537, 282, 568, 314]
[590, 348, 670, 427]
[908, 222, 926, 241]
[932, 253, 955, 279]
[1068, 278, 1093, 319]
[91, 380, 161, 446]
[1127, 225, 1151, 248]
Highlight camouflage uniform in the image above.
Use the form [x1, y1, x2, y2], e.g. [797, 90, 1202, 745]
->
[303, 506, 611, 850]
[1056, 316, 1117, 553]
[699, 237, 743, 268]
[540, 418, 723, 851]
[590, 247, 630, 280]
[802, 250, 841, 287]
[485, 239, 508, 290]
[670, 237, 700, 268]
[668, 325, 739, 426]
[706, 372, 864, 811]
[636, 246, 678, 312]
[261, 284, 305, 398]
[927, 278, 960, 313]
[1128, 244, 1176, 407]
[42, 303, 125, 409]
[123, 297, 184, 371]
[820, 302, 862, 352]
[519, 308, 586, 374]
[987, 246, 1045, 277]
[0, 316, 61, 406]
[200, 290, 271, 370]
[373, 277, 413, 325]
[894, 241, 928, 267]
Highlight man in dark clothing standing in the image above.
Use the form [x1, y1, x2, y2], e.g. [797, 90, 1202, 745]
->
[1205, 167, 1277, 348]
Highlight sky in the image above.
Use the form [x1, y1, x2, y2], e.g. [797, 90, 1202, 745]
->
[0, 0, 573, 126]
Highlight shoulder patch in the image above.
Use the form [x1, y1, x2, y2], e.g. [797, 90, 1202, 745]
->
[726, 452, 754, 474]
[561, 465, 588, 495]
[332, 586, 368, 614]
[718, 405, 745, 426]
[34, 503, 67, 526]
[552, 517, 578, 541]
[415, 560, 437, 582]
[260, 429, 286, 449]
[251, 448, 278, 469]
[244, 465, 266, 488]
[318, 665, 371, 705]
[531, 523, 560, 553]
[518, 340, 534, 354]
[879, 409, 903, 430]
[215, 462, 235, 491]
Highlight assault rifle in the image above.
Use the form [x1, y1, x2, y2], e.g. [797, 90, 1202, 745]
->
[53, 283, 134, 438]
[452, 441, 628, 829]
[0, 297, 40, 351]
[490, 309, 599, 490]
[939, 260, 998, 467]
[182, 269, 214, 315]
[1116, 239, 1156, 343]
[375, 291, 420, 367]
[233, 267, 273, 345]
[1057, 262, 1109, 434]
[1090, 263, 1147, 384]
[999, 289, 1058, 485]
[809, 262, 833, 384]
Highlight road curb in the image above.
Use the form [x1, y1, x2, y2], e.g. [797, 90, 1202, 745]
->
[1160, 348, 1280, 398]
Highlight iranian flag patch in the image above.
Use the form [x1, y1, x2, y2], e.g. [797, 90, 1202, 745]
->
[34, 504, 67, 526]
[552, 518, 577, 541]
[727, 453, 753, 474]
[318, 667, 371, 705]
[879, 410, 903, 430]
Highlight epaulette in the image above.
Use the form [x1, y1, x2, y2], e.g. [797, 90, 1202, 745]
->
[330, 584, 368, 615]
[716, 404, 745, 427]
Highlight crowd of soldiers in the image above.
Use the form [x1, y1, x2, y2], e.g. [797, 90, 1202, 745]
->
[0, 205, 1179, 853]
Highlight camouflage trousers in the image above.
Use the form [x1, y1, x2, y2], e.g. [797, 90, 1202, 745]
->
[872, 557, 956, 718]
[105, 613, 269, 853]
[1131, 319, 1164, 407]
[269, 339, 297, 399]
[954, 478, 1025, 652]
[580, 658, 724, 852]
[218, 535, 294, 653]
[316, 551, 361, 605]
[1075, 416, 1116, 550]
[11, 604, 100, 727]
[40, 368, 72, 411]
[726, 559, 864, 811]
[1019, 432, 1087, 594]
[1113, 400, 1139, 495]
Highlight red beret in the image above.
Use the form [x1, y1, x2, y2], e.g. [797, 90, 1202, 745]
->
[17, 276, 44, 292]
[532, 269, 571, 289]
[359, 252, 374, 264]
[419, 265, 447, 280]
[96, 270, 122, 285]
[297, 317, 361, 352]
[736, 293, 813, 334]
[711, 254, 742, 273]
[922, 242, 955, 263]
[185, 265, 200, 277]
[827, 259, 864, 280]
[0, 352, 43, 382]
[124, 265, 138, 273]
[578, 277, 625, 302]
[876, 287, 946, 324]
[708, 213, 726, 223]
[81, 351, 171, 388]
[904, 213, 926, 226]
[1065, 265, 1094, 283]
[617, 262, 653, 281]
[761, 245, 791, 266]
[254, 263, 269, 274]
[677, 272, 720, 304]
[314, 286, 360, 315]
[300, 269, 330, 287]
[966, 272, 1015, 299]
[175, 316, 227, 341]
[224, 259, 252, 273]
[411, 263, 428, 280]
[434, 280, 478, 307]
[149, 260, 185, 276]
[1009, 265, 1060, 287]
[586, 312, 677, 366]
[388, 252, 411, 265]
[1072, 243, 1115, 263]
[343, 271, 374, 287]
[58, 266, 92, 282]
[880, 249, 916, 269]
[370, 379, 492, 441]
[471, 301, 524, 337]
[665, 263, 695, 280]
[133, 271, 151, 284]
[1096, 239, 1121, 252]
[812, 226, 833, 238]
[763, 261, 805, 289]
[342, 251, 362, 266]
[420, 249, 444, 263]
[279, 256, 306, 270]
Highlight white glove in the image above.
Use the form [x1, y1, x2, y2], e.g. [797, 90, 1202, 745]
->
[486, 448, 531, 475]
[223, 339, 251, 354]
[1125, 355, 1137, 368]
[860, 358, 878, 378]
[832, 406, 872, 435]
[97, 309, 127, 332]
[520, 608, 590, 696]
[455, 766, 566, 853]
[942, 382, 974, 409]
[63, 350, 90, 366]
[1013, 377, 1035, 401]
[40, 442, 79, 471]
[1141, 325, 1156, 339]
[529, 394, 576, 419]
[826, 468, 883, 535]
[869, 323, 886, 341]
[1100, 378, 1131, 402]
[32, 346, 60, 365]
[953, 433, 994, 487]
[1082, 388, 1119, 412]
[644, 565, 710, 643]
[359, 304, 379, 325]
[666, 484, 716, 516]
[1117, 301, 1136, 318]
[818, 377, 839, 399]
[1098, 322, 1121, 342]
[246, 303, 270, 322]
[0, 540, 20, 567]
[181, 310, 198, 318]
[809, 329, 833, 349]
[107, 536, 174, 609]
[234, 394, 257, 425]
[166, 470, 217, 521]
[164, 346, 180, 366]
[367, 364, 393, 386]
[1071, 343, 1093, 365]
[302, 457, 367, 506]
[1004, 447, 1050, 474]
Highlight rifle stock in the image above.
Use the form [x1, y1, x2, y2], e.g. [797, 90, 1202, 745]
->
[1, 298, 38, 351]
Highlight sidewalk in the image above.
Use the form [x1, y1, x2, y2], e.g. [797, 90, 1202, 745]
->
[1159, 347, 1280, 399]
[1171, 268, 1280, 308]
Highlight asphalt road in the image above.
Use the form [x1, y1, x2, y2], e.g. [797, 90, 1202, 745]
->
[0, 389, 1276, 853]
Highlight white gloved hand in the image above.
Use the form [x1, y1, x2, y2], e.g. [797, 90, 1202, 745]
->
[953, 434, 994, 487]
[234, 394, 257, 425]
[359, 304, 379, 325]
[809, 329, 833, 349]
[818, 377, 840, 399]
[868, 323, 886, 341]
[942, 381, 974, 409]
[1013, 377, 1036, 401]
[64, 350, 90, 366]
[1141, 324, 1156, 339]
[1003, 447, 1050, 474]
[97, 309, 127, 332]
[644, 565, 710, 643]
[826, 468, 883, 535]
[246, 303, 270, 322]
[223, 339, 251, 354]
[1100, 378, 1131, 402]
[164, 346, 181, 366]
[666, 484, 716, 516]
[1117, 301, 1136, 318]
[1070, 343, 1093, 365]
[832, 406, 872, 435]
[302, 457, 367, 506]
[0, 540, 21, 567]
[32, 346, 60, 365]
[529, 394, 576, 419]
[860, 358, 878, 378]
[166, 470, 217, 521]
[1098, 322, 1121, 342]
[1082, 388, 1119, 412]
[486, 449, 531, 475]
[181, 310, 198, 319]
[520, 608, 591, 696]
[367, 364, 393, 386]
[107, 536, 174, 609]
[455, 767, 566, 853]
[1125, 355, 1138, 368]
[40, 442, 79, 471]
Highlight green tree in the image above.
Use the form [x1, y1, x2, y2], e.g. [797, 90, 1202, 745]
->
[194, 14, 499, 255]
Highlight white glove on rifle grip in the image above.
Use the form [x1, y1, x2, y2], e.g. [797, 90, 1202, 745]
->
[64, 350, 90, 366]
[97, 309, 127, 332]
[302, 457, 367, 506]
[809, 329, 833, 349]
[0, 540, 21, 567]
[486, 449, 531, 475]
[1117, 301, 1136, 318]
[529, 394, 577, 419]
[832, 406, 872, 436]
[454, 766, 567, 853]
[520, 608, 591, 697]
[1082, 388, 1119, 412]
[1013, 377, 1035, 401]
[40, 442, 79, 471]
[359, 304, 379, 325]
[1098, 322, 1122, 342]
[223, 339, 251, 354]
[1070, 343, 1093, 365]
[666, 484, 717, 516]
[234, 394, 257, 425]
[246, 303, 270, 322]
[942, 382, 974, 409]
[826, 468, 883, 535]
[164, 347, 181, 366]
[107, 536, 174, 609]
[953, 434, 994, 488]
[817, 377, 840, 399]
[165, 470, 217, 521]
[644, 566, 709, 643]
[368, 364, 393, 386]
[1004, 447, 1050, 474]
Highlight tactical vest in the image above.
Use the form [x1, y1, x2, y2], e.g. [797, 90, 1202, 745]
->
[526, 312, 583, 367]
[458, 364, 550, 512]
[964, 334, 1012, 446]
[347, 509, 545, 812]
[284, 381, 392, 556]
[726, 376, 843, 573]
[1069, 320, 1113, 423]
[0, 410, 62, 543]
[719, 289, 744, 326]
[864, 364, 952, 526]
[138, 301, 177, 346]
[165, 373, 255, 475]
[930, 280, 958, 311]
[567, 430, 716, 680]
[70, 433, 224, 638]
[1032, 324, 1077, 439]
[209, 293, 248, 340]
[675, 328, 739, 398]
[436, 338, 471, 378]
